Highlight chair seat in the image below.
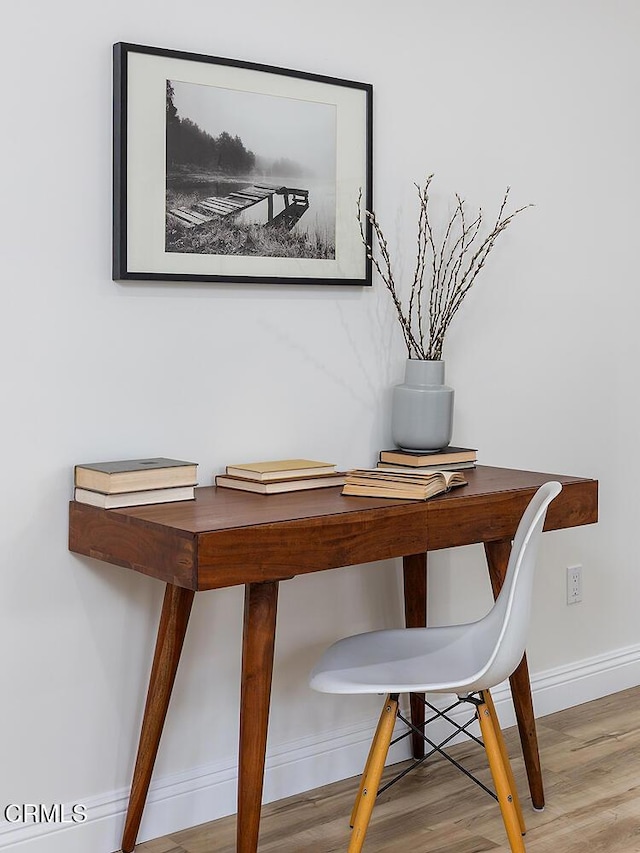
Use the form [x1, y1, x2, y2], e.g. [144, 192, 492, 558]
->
[309, 622, 497, 695]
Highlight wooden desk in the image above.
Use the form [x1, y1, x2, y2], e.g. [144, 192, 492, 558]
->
[68, 466, 597, 852]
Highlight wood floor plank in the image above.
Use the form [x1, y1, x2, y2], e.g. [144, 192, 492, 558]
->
[129, 687, 640, 852]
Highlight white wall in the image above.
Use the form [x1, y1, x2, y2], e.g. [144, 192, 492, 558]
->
[1, 1, 639, 850]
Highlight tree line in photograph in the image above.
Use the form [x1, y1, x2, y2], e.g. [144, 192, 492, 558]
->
[166, 82, 256, 175]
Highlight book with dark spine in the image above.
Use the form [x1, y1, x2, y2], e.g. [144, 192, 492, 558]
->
[215, 473, 345, 494]
[378, 446, 476, 467]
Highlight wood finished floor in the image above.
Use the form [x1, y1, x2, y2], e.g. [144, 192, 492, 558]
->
[130, 686, 640, 852]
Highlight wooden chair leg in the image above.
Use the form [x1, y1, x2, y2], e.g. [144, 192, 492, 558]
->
[350, 698, 392, 827]
[477, 698, 526, 853]
[348, 695, 398, 853]
[484, 689, 526, 835]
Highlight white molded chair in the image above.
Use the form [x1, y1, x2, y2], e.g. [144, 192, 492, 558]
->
[310, 481, 562, 853]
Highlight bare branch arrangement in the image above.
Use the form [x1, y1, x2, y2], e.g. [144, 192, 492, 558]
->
[358, 175, 532, 360]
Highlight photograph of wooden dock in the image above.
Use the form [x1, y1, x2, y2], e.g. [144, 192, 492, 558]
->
[168, 184, 310, 231]
[165, 78, 336, 260]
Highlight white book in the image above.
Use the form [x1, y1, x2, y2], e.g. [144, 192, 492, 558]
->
[74, 485, 195, 508]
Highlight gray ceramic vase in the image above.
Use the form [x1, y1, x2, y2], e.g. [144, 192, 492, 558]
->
[391, 359, 454, 452]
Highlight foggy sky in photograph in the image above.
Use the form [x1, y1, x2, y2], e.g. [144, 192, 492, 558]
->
[170, 80, 337, 179]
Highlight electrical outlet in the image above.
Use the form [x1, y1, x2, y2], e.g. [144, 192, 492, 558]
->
[567, 565, 583, 604]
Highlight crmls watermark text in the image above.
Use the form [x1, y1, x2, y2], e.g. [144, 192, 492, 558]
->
[3, 804, 87, 823]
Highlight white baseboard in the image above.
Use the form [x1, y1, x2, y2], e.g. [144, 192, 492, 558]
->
[3, 642, 640, 853]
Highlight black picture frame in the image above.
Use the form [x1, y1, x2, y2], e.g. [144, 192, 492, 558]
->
[113, 42, 373, 286]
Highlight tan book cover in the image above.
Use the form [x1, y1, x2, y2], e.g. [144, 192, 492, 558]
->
[225, 459, 336, 482]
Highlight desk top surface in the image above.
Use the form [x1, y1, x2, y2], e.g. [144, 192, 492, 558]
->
[73, 465, 595, 533]
[69, 466, 598, 591]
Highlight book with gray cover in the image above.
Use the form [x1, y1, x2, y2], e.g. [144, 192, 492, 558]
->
[74, 458, 198, 494]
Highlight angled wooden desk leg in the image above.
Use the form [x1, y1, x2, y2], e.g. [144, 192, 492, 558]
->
[237, 581, 279, 853]
[122, 583, 195, 853]
[403, 553, 427, 760]
[484, 539, 544, 810]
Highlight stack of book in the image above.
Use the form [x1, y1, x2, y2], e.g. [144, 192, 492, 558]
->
[73, 458, 198, 508]
[377, 445, 477, 472]
[215, 459, 346, 494]
[342, 467, 467, 501]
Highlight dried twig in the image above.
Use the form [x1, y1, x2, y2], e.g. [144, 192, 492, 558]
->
[358, 176, 532, 361]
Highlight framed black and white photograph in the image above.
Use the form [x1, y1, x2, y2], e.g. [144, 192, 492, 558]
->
[113, 43, 372, 285]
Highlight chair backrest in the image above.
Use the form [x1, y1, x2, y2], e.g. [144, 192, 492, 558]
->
[464, 481, 562, 692]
